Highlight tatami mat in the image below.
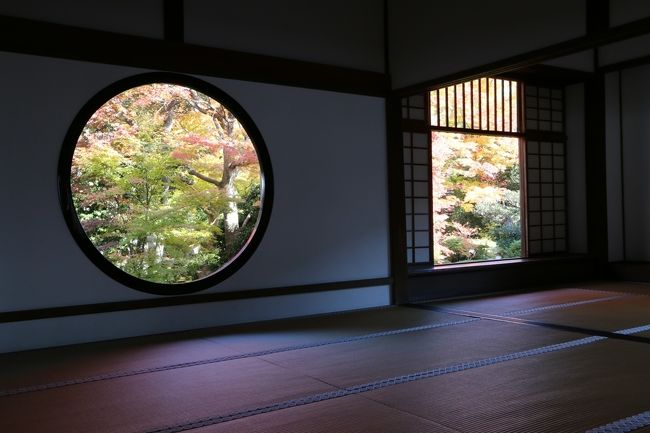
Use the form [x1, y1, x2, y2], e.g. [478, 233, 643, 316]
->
[434, 287, 622, 316]
[191, 395, 461, 433]
[517, 294, 650, 332]
[202, 306, 461, 353]
[0, 358, 336, 433]
[363, 339, 650, 433]
[2, 282, 649, 433]
[261, 320, 582, 388]
[0, 333, 236, 390]
[577, 281, 650, 296]
[0, 306, 456, 393]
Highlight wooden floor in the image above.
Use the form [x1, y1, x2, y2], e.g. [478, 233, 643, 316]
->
[2, 281, 650, 433]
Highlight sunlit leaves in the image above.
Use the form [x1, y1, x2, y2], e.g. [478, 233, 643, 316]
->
[71, 83, 262, 283]
[432, 132, 521, 264]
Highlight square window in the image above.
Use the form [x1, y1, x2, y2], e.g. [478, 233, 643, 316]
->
[414, 248, 430, 263]
[413, 181, 429, 197]
[402, 132, 412, 146]
[404, 182, 412, 197]
[529, 211, 541, 225]
[542, 211, 554, 224]
[413, 165, 428, 181]
[529, 184, 540, 197]
[413, 133, 428, 148]
[414, 198, 429, 214]
[529, 226, 541, 240]
[413, 149, 428, 164]
[409, 94, 425, 108]
[542, 226, 554, 239]
[528, 155, 540, 168]
[529, 198, 541, 211]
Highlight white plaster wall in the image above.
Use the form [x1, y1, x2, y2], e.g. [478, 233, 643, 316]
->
[184, 0, 385, 72]
[0, 51, 390, 351]
[544, 50, 594, 72]
[0, 286, 390, 353]
[0, 0, 164, 38]
[610, 0, 650, 26]
[599, 34, 650, 67]
[605, 72, 625, 261]
[618, 64, 650, 260]
[565, 83, 588, 254]
[388, 0, 586, 88]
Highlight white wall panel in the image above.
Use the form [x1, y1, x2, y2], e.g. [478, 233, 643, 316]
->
[184, 0, 384, 72]
[543, 50, 594, 72]
[599, 34, 650, 67]
[565, 83, 588, 254]
[389, 0, 586, 89]
[604, 73, 625, 261]
[620, 64, 650, 260]
[610, 0, 650, 26]
[0, 52, 389, 316]
[0, 0, 163, 38]
[0, 286, 390, 353]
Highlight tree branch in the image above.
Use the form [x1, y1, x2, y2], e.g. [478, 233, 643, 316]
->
[187, 168, 225, 188]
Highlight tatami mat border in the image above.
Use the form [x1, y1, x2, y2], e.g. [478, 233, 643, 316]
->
[0, 318, 478, 397]
[145, 335, 607, 433]
[586, 410, 650, 433]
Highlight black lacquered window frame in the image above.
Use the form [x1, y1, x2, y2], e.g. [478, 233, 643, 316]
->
[58, 72, 274, 296]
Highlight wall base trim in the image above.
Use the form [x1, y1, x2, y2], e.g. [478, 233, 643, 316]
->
[0, 277, 391, 323]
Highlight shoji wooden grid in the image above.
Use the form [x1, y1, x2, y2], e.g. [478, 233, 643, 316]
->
[401, 81, 568, 266]
[524, 85, 567, 255]
[402, 94, 433, 264]
[431, 78, 520, 134]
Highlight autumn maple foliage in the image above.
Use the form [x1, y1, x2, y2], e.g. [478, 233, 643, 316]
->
[71, 83, 262, 283]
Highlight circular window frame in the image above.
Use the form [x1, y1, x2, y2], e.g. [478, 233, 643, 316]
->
[58, 72, 274, 296]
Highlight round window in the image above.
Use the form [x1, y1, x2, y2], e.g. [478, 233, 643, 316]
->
[59, 73, 273, 295]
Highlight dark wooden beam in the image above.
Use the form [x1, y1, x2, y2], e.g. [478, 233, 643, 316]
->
[609, 261, 650, 282]
[584, 72, 609, 267]
[0, 277, 392, 323]
[587, 0, 609, 35]
[0, 15, 387, 97]
[599, 53, 650, 74]
[163, 0, 184, 43]
[406, 257, 598, 302]
[386, 94, 409, 304]
[500, 64, 594, 87]
[583, 1, 610, 269]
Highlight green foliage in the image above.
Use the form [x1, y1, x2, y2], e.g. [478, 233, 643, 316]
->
[72, 84, 262, 283]
[432, 132, 521, 264]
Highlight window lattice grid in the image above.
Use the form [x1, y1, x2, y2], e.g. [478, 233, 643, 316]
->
[524, 85, 564, 132]
[430, 78, 520, 133]
[402, 94, 433, 265]
[403, 130, 432, 264]
[526, 140, 567, 255]
[402, 94, 427, 121]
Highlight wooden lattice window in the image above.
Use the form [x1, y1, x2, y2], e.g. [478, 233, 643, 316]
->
[402, 77, 568, 267]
